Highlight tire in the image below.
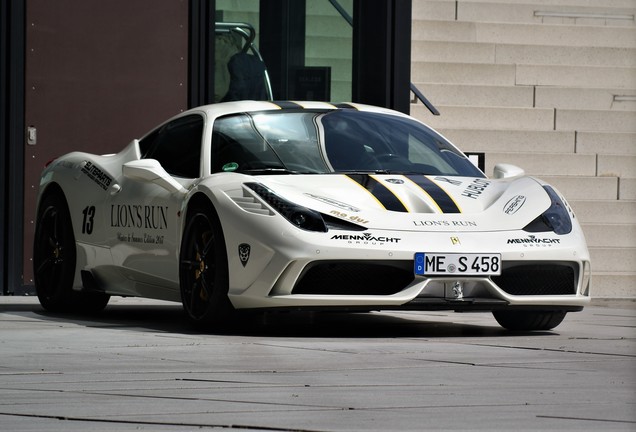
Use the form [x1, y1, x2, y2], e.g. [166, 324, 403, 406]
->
[33, 191, 77, 311]
[179, 202, 233, 329]
[33, 190, 110, 313]
[493, 310, 567, 331]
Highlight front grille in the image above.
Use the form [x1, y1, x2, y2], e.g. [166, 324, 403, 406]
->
[292, 261, 414, 295]
[492, 263, 576, 296]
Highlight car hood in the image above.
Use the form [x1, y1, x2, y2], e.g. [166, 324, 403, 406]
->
[251, 174, 551, 232]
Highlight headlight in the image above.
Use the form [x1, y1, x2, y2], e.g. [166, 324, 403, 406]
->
[245, 182, 327, 232]
[523, 185, 572, 235]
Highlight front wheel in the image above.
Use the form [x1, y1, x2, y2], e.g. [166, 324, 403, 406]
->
[179, 203, 233, 329]
[493, 310, 567, 331]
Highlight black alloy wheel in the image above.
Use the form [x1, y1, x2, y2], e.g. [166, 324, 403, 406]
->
[33, 191, 109, 313]
[179, 203, 233, 329]
[33, 192, 78, 311]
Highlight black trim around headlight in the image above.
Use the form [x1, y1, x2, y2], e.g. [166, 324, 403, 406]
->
[245, 182, 328, 232]
[524, 185, 572, 235]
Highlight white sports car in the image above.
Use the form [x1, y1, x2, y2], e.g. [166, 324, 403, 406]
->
[34, 101, 591, 331]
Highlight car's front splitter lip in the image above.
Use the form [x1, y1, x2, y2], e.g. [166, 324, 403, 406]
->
[229, 275, 591, 310]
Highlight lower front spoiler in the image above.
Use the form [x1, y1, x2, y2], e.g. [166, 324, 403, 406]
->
[399, 297, 584, 313]
[246, 299, 585, 314]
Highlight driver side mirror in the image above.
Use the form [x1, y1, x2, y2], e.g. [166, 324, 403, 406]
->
[493, 163, 525, 179]
[123, 159, 186, 194]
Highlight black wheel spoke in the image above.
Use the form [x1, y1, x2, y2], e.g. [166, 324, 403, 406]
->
[201, 235, 214, 258]
[180, 258, 197, 270]
[35, 256, 54, 278]
[189, 281, 199, 313]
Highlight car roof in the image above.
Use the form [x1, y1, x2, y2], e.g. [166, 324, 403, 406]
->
[190, 100, 410, 118]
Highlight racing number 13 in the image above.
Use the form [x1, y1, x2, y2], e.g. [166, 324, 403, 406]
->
[82, 206, 95, 235]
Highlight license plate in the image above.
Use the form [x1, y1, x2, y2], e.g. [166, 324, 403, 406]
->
[414, 253, 501, 276]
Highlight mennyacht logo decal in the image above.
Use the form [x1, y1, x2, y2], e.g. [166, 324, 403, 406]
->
[507, 235, 560, 246]
[331, 232, 401, 245]
[504, 195, 526, 215]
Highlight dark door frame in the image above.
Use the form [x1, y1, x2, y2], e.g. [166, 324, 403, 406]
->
[259, 0, 306, 100]
[189, 0, 216, 107]
[1, 0, 26, 295]
[352, 0, 412, 114]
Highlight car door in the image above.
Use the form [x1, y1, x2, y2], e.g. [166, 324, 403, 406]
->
[104, 114, 204, 299]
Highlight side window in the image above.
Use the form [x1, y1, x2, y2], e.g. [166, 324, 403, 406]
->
[142, 115, 204, 178]
[138, 129, 159, 158]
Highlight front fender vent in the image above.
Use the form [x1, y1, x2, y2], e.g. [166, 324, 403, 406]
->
[228, 189, 274, 216]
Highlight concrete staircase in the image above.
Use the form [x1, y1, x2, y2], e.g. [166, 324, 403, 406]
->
[410, 0, 636, 297]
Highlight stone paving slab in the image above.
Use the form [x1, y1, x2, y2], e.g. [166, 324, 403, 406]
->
[0, 297, 634, 431]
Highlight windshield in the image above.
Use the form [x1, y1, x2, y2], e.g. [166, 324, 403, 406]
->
[211, 109, 484, 177]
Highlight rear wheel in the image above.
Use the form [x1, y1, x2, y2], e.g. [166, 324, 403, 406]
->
[179, 203, 233, 329]
[493, 310, 567, 331]
[34, 192, 76, 311]
[33, 191, 109, 313]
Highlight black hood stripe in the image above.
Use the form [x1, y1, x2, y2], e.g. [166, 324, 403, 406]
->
[334, 103, 358, 110]
[347, 174, 408, 212]
[406, 175, 461, 213]
[271, 101, 303, 110]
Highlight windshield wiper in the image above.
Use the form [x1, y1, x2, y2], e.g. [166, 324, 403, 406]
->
[334, 169, 392, 174]
[241, 168, 313, 175]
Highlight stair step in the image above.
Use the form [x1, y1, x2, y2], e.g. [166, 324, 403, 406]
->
[484, 152, 597, 176]
[415, 83, 534, 108]
[590, 247, 636, 272]
[620, 178, 636, 200]
[305, 36, 352, 60]
[415, 83, 636, 112]
[412, 41, 496, 64]
[414, 0, 636, 22]
[539, 176, 619, 200]
[570, 199, 636, 223]
[536, 87, 636, 111]
[306, 16, 352, 38]
[456, 2, 636, 26]
[590, 272, 636, 298]
[412, 62, 517, 85]
[413, 61, 636, 90]
[577, 132, 636, 154]
[413, 40, 636, 67]
[496, 44, 636, 67]
[413, 20, 636, 49]
[598, 154, 636, 177]
[516, 64, 636, 89]
[556, 109, 636, 133]
[411, 105, 555, 130]
[582, 223, 636, 248]
[413, 0, 458, 21]
[436, 128, 575, 153]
